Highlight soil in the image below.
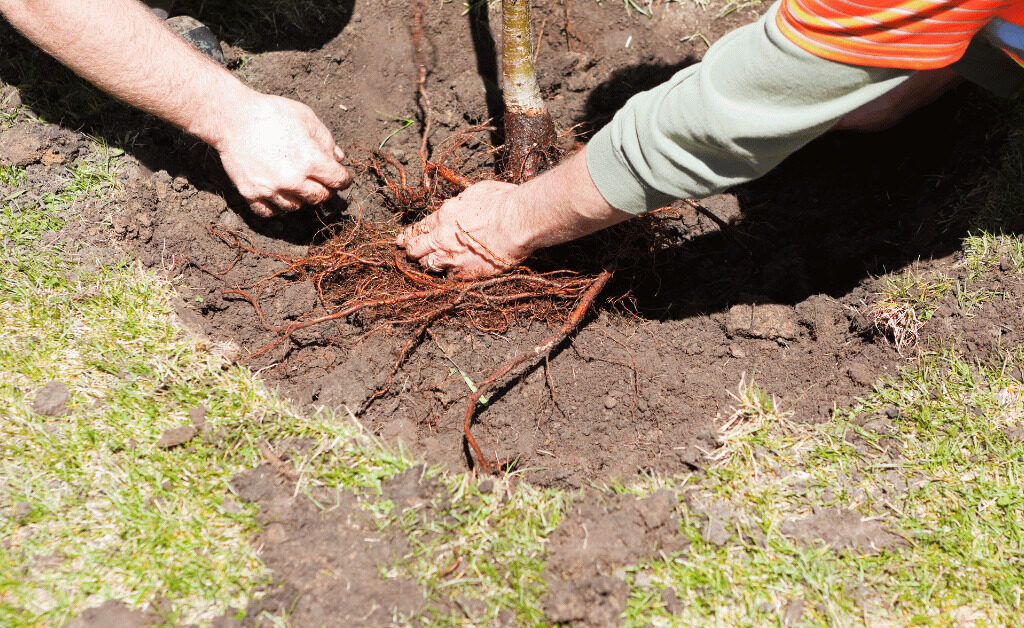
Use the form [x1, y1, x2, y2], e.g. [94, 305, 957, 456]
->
[780, 507, 908, 553]
[156, 425, 198, 448]
[64, 600, 160, 628]
[2, 0, 1022, 488]
[215, 463, 445, 627]
[542, 490, 688, 627]
[31, 381, 70, 417]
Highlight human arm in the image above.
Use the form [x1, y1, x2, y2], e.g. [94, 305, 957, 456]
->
[400, 0, 913, 275]
[0, 0, 350, 215]
[397, 149, 630, 277]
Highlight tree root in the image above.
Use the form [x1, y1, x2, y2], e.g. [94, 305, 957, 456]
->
[462, 269, 612, 473]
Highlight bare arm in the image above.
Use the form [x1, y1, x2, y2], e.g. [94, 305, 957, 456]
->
[0, 0, 351, 215]
[397, 149, 629, 277]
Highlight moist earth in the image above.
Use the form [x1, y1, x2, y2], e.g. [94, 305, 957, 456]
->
[211, 463, 435, 627]
[543, 490, 688, 627]
[2, 0, 1021, 487]
[64, 600, 160, 628]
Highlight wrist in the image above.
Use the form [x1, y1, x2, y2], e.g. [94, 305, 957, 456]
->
[500, 185, 543, 261]
[185, 76, 256, 150]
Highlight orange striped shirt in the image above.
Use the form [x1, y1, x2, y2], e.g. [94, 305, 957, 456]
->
[777, 0, 1023, 69]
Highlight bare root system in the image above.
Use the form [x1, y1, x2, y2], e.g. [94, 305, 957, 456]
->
[209, 0, 684, 473]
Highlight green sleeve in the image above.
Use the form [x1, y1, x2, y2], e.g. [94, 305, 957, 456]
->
[585, 1, 912, 214]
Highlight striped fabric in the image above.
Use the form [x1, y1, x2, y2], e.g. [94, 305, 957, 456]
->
[776, 0, 1023, 69]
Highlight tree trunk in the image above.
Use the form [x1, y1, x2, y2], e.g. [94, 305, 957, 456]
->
[501, 0, 556, 182]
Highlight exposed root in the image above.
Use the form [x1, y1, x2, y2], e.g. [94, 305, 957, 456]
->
[871, 301, 922, 355]
[205, 2, 680, 471]
[462, 270, 612, 473]
[219, 218, 600, 366]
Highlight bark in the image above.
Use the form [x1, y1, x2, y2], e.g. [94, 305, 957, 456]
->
[501, 0, 556, 182]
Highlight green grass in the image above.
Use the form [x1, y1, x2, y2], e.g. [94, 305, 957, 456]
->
[0, 140, 412, 625]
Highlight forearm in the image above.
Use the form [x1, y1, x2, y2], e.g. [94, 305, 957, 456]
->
[511, 149, 630, 253]
[587, 0, 913, 214]
[0, 0, 249, 147]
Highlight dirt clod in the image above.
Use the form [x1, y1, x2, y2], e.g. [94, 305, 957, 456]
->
[661, 588, 684, 615]
[783, 599, 805, 627]
[156, 425, 197, 448]
[0, 123, 47, 166]
[545, 576, 629, 628]
[847, 362, 874, 387]
[725, 304, 801, 341]
[12, 501, 30, 524]
[781, 508, 907, 553]
[32, 381, 70, 417]
[1001, 423, 1024, 443]
[64, 600, 160, 628]
[188, 405, 208, 426]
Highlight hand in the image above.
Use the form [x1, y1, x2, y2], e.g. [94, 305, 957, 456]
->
[212, 93, 352, 217]
[396, 180, 532, 278]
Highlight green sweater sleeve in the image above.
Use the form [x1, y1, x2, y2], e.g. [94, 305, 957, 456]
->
[585, 1, 912, 214]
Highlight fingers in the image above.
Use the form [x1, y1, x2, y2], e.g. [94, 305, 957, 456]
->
[310, 155, 352, 191]
[293, 179, 333, 206]
[271, 192, 303, 213]
[401, 233, 440, 260]
[396, 212, 441, 249]
[249, 199, 276, 218]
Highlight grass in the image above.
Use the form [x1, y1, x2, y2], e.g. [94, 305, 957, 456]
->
[0, 136, 412, 625]
[870, 268, 952, 355]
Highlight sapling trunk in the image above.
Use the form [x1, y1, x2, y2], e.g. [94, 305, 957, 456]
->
[502, 0, 556, 182]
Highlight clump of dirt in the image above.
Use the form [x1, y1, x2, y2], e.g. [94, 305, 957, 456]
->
[65, 600, 159, 628]
[31, 381, 70, 417]
[781, 507, 908, 553]
[542, 490, 688, 627]
[219, 462, 438, 626]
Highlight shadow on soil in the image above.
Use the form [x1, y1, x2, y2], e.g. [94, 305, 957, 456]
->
[557, 74, 1020, 320]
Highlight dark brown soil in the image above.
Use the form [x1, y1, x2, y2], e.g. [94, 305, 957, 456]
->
[216, 463, 455, 627]
[2, 0, 1021, 487]
[543, 490, 688, 627]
